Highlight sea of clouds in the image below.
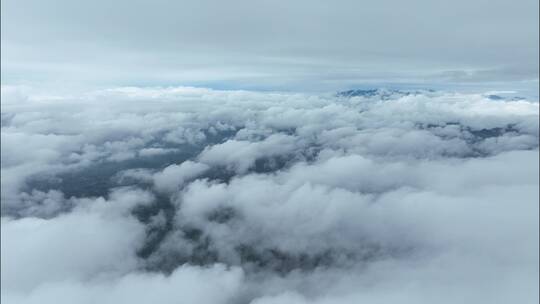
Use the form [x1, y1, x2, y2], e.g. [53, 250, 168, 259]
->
[1, 86, 538, 303]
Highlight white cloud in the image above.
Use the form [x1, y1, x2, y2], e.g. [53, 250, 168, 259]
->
[198, 134, 299, 173]
[1, 85, 538, 303]
[153, 161, 210, 193]
[138, 147, 179, 157]
[1, 187, 154, 293]
[3, 264, 243, 304]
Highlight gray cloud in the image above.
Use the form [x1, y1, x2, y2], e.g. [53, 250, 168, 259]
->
[1, 85, 538, 303]
[1, 0, 538, 90]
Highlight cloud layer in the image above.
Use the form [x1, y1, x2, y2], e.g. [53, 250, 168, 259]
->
[1, 0, 538, 90]
[1, 86, 538, 303]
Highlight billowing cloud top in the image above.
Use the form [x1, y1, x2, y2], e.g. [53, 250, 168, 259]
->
[1, 86, 538, 303]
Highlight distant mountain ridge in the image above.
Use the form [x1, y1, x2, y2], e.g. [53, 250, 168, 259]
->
[337, 88, 432, 99]
[338, 88, 527, 101]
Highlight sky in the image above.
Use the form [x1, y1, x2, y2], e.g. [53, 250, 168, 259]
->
[1, 0, 539, 92]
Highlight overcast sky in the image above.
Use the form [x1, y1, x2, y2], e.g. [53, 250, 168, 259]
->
[1, 0, 539, 91]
